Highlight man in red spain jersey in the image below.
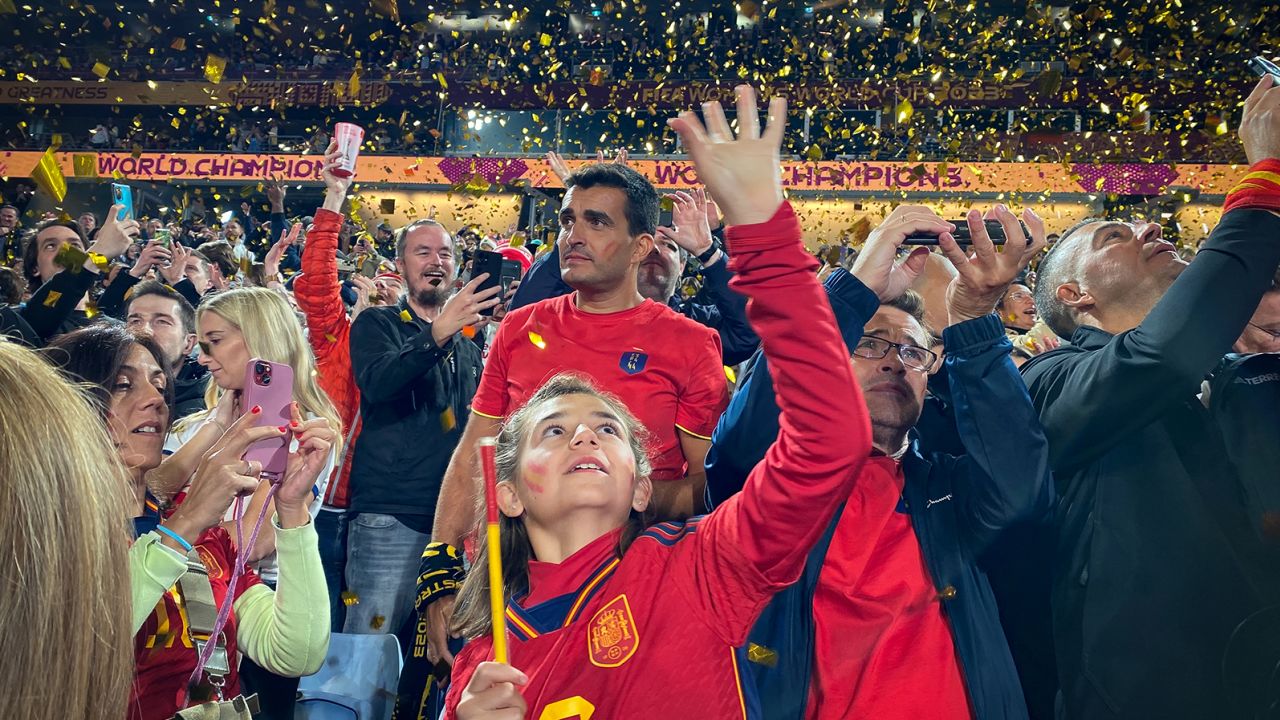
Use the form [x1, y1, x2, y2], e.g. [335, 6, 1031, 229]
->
[425, 133, 728, 664]
[437, 85, 871, 720]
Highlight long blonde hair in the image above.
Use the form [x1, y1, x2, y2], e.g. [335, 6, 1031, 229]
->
[0, 338, 135, 720]
[180, 287, 342, 451]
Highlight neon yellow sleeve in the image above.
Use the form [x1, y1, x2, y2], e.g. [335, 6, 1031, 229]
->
[232, 518, 331, 677]
[128, 532, 188, 633]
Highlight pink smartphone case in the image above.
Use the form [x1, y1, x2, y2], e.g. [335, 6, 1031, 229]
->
[242, 358, 294, 480]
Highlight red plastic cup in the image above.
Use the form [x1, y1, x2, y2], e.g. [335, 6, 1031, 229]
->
[332, 122, 364, 178]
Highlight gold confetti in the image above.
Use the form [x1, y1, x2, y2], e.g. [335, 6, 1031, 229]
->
[440, 407, 457, 432]
[341, 591, 360, 607]
[528, 331, 547, 349]
[895, 99, 914, 124]
[42, 290, 62, 308]
[400, 309, 413, 323]
[31, 147, 67, 203]
[324, 333, 338, 343]
[204, 54, 227, 84]
[724, 366, 737, 384]
[370, 615, 385, 631]
[91, 62, 110, 79]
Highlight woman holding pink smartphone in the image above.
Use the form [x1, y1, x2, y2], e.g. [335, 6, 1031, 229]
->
[44, 323, 335, 720]
[155, 286, 342, 718]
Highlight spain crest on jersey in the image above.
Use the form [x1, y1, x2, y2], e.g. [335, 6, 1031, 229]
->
[588, 594, 639, 668]
[198, 545, 225, 580]
[619, 351, 648, 375]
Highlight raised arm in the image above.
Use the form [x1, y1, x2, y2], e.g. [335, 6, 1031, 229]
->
[1024, 77, 1280, 469]
[666, 87, 871, 644]
[294, 144, 352, 359]
[705, 268, 880, 507]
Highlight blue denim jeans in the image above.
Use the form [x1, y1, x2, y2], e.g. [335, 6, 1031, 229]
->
[314, 508, 349, 633]
[343, 512, 429, 636]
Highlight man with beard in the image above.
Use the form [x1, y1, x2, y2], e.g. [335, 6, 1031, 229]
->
[707, 204, 1053, 719]
[343, 218, 501, 636]
[1021, 75, 1280, 720]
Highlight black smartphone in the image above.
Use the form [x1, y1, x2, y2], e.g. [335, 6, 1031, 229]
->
[904, 219, 1030, 246]
[471, 250, 523, 316]
[1249, 56, 1280, 84]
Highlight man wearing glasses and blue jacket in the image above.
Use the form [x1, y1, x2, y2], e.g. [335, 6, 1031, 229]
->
[707, 204, 1055, 720]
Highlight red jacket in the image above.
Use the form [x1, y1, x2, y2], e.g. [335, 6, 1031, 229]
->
[294, 207, 360, 508]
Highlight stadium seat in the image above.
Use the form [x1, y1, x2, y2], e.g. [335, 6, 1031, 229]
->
[295, 633, 403, 720]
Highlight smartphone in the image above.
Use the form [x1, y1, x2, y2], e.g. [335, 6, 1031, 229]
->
[112, 183, 134, 221]
[904, 219, 1028, 246]
[471, 250, 523, 317]
[241, 359, 294, 482]
[1249, 56, 1280, 84]
[152, 228, 172, 250]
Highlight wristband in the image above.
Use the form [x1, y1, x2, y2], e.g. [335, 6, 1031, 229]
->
[414, 541, 465, 614]
[155, 524, 194, 553]
[696, 242, 720, 265]
[1224, 159, 1280, 213]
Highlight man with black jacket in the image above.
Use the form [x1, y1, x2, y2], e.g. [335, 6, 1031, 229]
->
[707, 204, 1053, 719]
[5, 208, 138, 345]
[1022, 75, 1280, 719]
[344, 218, 501, 637]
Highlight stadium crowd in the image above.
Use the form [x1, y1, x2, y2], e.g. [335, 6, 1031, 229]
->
[4, 33, 1280, 720]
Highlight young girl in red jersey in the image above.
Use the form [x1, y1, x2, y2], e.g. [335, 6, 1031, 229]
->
[444, 86, 874, 720]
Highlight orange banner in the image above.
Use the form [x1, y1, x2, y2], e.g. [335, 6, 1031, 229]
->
[0, 150, 1250, 196]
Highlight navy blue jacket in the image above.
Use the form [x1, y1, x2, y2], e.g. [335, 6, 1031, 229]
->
[508, 241, 759, 365]
[706, 269, 1053, 720]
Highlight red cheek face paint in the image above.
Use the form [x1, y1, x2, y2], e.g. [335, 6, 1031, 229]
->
[524, 459, 548, 495]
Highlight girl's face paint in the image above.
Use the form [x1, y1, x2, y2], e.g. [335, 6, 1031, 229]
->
[516, 393, 638, 523]
[523, 460, 548, 495]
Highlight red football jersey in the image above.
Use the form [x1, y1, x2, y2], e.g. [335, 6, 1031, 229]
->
[471, 294, 728, 482]
[443, 203, 872, 720]
[129, 528, 262, 720]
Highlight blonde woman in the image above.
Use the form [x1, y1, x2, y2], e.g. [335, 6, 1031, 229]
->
[45, 324, 331, 720]
[0, 338, 135, 720]
[159, 287, 340, 718]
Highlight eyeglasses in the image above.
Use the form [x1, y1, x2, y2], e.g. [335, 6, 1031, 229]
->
[1248, 322, 1280, 340]
[852, 336, 939, 372]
